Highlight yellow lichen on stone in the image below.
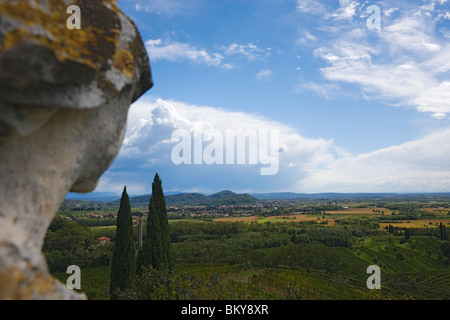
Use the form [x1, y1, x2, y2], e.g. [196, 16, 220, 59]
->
[113, 49, 134, 79]
[2, 27, 32, 50]
[0, 0, 121, 71]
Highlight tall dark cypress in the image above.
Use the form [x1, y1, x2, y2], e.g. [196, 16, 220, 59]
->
[110, 186, 136, 300]
[137, 173, 172, 273]
[154, 174, 172, 270]
[439, 222, 447, 241]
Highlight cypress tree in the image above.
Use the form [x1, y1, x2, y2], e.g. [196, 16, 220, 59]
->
[405, 228, 410, 240]
[439, 222, 447, 241]
[154, 174, 171, 270]
[137, 173, 172, 273]
[110, 186, 136, 300]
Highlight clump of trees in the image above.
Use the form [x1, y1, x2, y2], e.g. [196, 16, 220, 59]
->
[43, 218, 112, 273]
[136, 173, 172, 273]
[110, 173, 172, 299]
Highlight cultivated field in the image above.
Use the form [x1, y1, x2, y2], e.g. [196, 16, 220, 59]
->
[380, 220, 450, 229]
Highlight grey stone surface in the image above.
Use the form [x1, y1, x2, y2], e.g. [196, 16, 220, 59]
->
[0, 0, 152, 299]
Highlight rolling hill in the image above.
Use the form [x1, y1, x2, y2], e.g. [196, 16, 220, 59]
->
[99, 190, 260, 208]
[167, 190, 259, 206]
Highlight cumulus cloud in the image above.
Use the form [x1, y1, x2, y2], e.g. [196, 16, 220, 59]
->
[98, 97, 334, 193]
[413, 82, 450, 119]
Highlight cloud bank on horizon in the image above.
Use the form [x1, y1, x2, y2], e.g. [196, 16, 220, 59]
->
[100, 0, 450, 195]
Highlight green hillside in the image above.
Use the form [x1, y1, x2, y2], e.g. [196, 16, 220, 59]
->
[166, 190, 259, 206]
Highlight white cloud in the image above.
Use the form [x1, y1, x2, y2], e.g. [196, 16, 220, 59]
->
[413, 82, 450, 119]
[316, 45, 435, 100]
[296, 0, 327, 14]
[297, 30, 317, 46]
[312, 7, 450, 119]
[145, 39, 270, 68]
[383, 8, 399, 16]
[420, 1, 436, 12]
[222, 43, 268, 61]
[145, 39, 162, 46]
[95, 174, 148, 196]
[303, 129, 450, 193]
[383, 15, 442, 53]
[439, 27, 450, 38]
[123, 98, 333, 166]
[437, 11, 450, 19]
[145, 39, 225, 67]
[296, 81, 342, 100]
[256, 69, 272, 81]
[325, 1, 360, 20]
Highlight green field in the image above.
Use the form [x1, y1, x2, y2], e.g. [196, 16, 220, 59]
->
[47, 215, 450, 300]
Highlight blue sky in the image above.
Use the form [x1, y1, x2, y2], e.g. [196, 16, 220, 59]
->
[92, 0, 450, 195]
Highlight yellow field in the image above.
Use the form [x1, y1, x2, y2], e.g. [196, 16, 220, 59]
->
[421, 208, 450, 214]
[89, 225, 116, 230]
[265, 215, 319, 221]
[214, 214, 321, 223]
[380, 219, 450, 229]
[214, 214, 336, 225]
[324, 208, 393, 215]
[213, 216, 259, 223]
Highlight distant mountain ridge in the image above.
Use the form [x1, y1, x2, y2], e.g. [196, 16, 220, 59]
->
[64, 191, 450, 209]
[65, 192, 120, 202]
[168, 190, 259, 205]
[106, 190, 259, 207]
[250, 192, 450, 200]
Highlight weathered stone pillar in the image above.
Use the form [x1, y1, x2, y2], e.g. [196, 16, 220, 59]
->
[0, 0, 152, 299]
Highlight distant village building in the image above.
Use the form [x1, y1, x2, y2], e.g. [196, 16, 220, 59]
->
[96, 236, 111, 245]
